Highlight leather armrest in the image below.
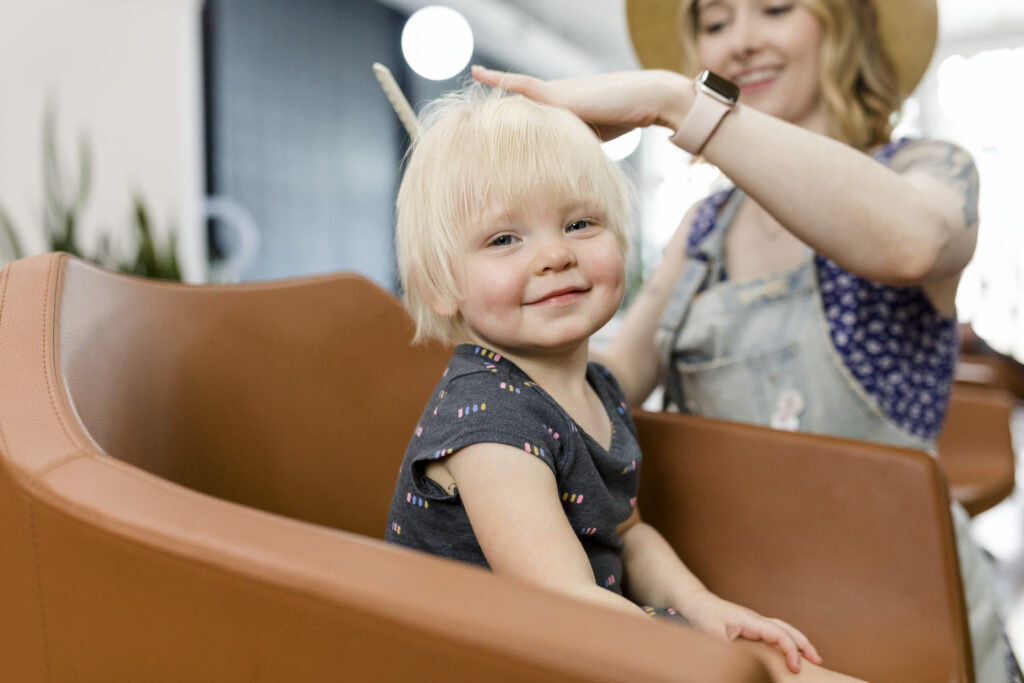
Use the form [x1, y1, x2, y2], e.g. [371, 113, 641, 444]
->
[633, 409, 971, 683]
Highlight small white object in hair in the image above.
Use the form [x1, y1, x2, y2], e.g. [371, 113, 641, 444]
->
[372, 62, 421, 141]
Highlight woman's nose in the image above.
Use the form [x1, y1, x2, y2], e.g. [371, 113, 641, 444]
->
[729, 10, 765, 61]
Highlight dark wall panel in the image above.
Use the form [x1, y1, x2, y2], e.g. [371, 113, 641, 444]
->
[205, 0, 406, 286]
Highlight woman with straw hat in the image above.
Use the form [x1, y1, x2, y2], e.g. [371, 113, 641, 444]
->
[474, 0, 1020, 680]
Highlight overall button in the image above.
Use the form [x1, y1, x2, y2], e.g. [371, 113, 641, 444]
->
[770, 412, 800, 431]
[776, 389, 805, 416]
[771, 389, 804, 431]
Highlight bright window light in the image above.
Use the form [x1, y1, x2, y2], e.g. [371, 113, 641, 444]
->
[941, 48, 1024, 361]
[401, 6, 474, 81]
[602, 128, 642, 161]
[938, 49, 1024, 147]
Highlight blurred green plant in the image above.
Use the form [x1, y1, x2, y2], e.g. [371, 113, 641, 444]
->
[0, 205, 23, 265]
[0, 104, 181, 281]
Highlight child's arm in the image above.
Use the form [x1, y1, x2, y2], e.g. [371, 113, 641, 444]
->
[444, 441, 649, 618]
[618, 509, 823, 675]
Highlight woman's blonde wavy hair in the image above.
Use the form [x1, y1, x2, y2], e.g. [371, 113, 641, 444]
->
[677, 0, 903, 150]
[395, 84, 634, 345]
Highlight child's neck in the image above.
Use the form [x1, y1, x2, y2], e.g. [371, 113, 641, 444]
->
[501, 343, 591, 400]
[467, 339, 612, 449]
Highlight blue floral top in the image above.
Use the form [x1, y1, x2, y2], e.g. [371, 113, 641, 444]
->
[684, 139, 957, 440]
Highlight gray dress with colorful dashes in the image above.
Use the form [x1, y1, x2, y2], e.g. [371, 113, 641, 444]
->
[385, 344, 643, 598]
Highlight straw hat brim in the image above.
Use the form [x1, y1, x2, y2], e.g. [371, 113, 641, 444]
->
[626, 0, 937, 96]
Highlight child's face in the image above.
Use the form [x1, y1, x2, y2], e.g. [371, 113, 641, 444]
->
[453, 194, 625, 356]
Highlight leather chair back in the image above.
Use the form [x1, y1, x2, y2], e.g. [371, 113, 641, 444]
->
[57, 252, 452, 537]
[938, 384, 1016, 516]
[635, 411, 974, 682]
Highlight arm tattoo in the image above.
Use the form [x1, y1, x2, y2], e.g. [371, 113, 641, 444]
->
[889, 141, 979, 230]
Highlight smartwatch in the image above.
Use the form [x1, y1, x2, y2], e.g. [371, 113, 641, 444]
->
[670, 69, 739, 155]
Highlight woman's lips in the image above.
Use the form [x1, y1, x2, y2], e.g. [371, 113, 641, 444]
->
[733, 67, 780, 94]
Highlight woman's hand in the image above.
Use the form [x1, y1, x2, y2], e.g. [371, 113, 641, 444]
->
[680, 589, 824, 674]
[472, 65, 691, 141]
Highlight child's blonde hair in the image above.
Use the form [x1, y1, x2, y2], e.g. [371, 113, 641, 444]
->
[396, 84, 634, 345]
[678, 0, 902, 150]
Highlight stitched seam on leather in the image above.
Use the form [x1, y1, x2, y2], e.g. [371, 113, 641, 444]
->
[27, 492, 578, 680]
[2, 265, 52, 681]
[32, 450, 87, 481]
[0, 268, 10, 456]
[29, 479, 365, 604]
[78, 455, 315, 527]
[0, 266, 8, 339]
[23, 497, 53, 682]
[41, 257, 79, 450]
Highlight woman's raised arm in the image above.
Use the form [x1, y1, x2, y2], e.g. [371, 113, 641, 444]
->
[474, 67, 978, 314]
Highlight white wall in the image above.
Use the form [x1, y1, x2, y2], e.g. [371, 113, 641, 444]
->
[0, 0, 205, 280]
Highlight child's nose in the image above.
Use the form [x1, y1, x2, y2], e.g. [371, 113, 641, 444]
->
[534, 239, 577, 273]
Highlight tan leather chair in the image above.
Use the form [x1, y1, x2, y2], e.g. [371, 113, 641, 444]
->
[0, 253, 767, 683]
[956, 352, 1024, 400]
[0, 253, 972, 681]
[635, 412, 972, 682]
[937, 383, 1017, 516]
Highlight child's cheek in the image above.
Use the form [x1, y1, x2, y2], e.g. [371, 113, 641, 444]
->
[461, 261, 522, 317]
[590, 246, 627, 292]
[484, 268, 526, 307]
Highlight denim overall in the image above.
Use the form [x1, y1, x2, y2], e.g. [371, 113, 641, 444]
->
[656, 189, 1010, 682]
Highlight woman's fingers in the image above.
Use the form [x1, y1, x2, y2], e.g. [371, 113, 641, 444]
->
[471, 66, 549, 100]
[472, 66, 633, 140]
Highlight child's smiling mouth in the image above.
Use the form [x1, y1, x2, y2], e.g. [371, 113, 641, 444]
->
[525, 286, 590, 306]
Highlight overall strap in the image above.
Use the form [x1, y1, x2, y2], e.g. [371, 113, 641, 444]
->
[656, 190, 744, 409]
[703, 189, 745, 283]
[657, 259, 708, 410]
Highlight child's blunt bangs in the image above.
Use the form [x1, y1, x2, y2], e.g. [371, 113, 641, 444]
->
[396, 84, 634, 345]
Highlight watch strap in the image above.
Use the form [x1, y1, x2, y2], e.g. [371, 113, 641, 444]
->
[670, 84, 733, 155]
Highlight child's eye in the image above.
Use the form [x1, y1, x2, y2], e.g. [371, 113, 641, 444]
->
[488, 234, 519, 248]
[566, 219, 593, 233]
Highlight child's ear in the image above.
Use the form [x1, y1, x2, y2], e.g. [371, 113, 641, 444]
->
[428, 294, 459, 318]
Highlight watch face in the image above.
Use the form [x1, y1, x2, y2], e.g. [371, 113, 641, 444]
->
[700, 69, 740, 105]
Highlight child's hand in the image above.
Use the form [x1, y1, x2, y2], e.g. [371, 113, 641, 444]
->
[680, 589, 823, 674]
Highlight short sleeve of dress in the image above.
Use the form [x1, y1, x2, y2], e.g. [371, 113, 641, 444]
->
[406, 348, 568, 500]
[592, 363, 638, 439]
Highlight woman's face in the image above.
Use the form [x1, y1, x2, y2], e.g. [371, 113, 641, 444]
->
[694, 0, 827, 134]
